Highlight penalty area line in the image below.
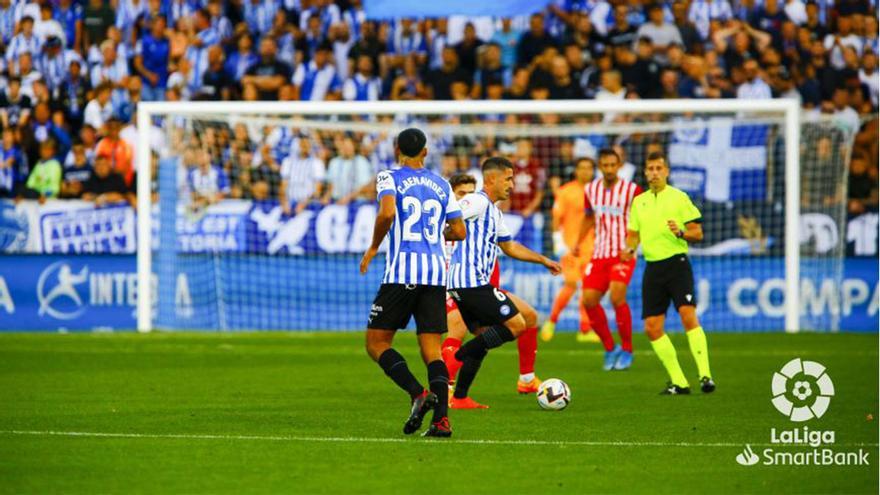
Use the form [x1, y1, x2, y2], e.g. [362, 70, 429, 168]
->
[2, 430, 877, 449]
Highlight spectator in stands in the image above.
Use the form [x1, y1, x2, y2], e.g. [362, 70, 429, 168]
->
[83, 82, 113, 133]
[90, 39, 129, 97]
[455, 22, 483, 76]
[672, 0, 702, 53]
[324, 135, 372, 204]
[292, 42, 341, 101]
[860, 51, 878, 110]
[6, 15, 40, 64]
[188, 149, 229, 208]
[225, 33, 259, 83]
[688, 0, 734, 41]
[35, 2, 66, 46]
[518, 13, 556, 66]
[472, 42, 506, 99]
[490, 17, 520, 70]
[22, 102, 71, 164]
[0, 77, 33, 129]
[82, 154, 131, 206]
[0, 129, 25, 198]
[343, 55, 381, 101]
[199, 45, 234, 101]
[509, 138, 545, 217]
[250, 143, 282, 200]
[280, 137, 326, 216]
[847, 151, 878, 215]
[390, 53, 427, 100]
[737, 59, 773, 99]
[425, 46, 470, 100]
[828, 86, 861, 135]
[638, 3, 684, 57]
[242, 36, 292, 101]
[83, 0, 114, 51]
[134, 14, 169, 101]
[60, 140, 93, 199]
[607, 4, 639, 49]
[95, 117, 134, 187]
[15, 52, 43, 99]
[24, 139, 62, 202]
[58, 59, 90, 130]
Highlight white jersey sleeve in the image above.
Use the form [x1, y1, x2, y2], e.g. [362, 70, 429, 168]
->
[457, 192, 489, 221]
[446, 190, 462, 219]
[496, 210, 512, 242]
[376, 170, 395, 199]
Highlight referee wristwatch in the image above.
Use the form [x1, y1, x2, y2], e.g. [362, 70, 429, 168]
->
[676, 229, 685, 239]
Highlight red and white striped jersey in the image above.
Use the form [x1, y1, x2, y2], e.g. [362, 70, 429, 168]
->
[584, 178, 642, 260]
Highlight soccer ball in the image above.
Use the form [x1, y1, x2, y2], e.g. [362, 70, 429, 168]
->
[537, 378, 571, 410]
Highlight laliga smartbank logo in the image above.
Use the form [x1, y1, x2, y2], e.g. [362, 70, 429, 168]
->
[735, 358, 870, 467]
[771, 358, 834, 421]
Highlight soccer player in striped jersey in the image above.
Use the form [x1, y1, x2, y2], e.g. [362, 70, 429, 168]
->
[572, 148, 642, 371]
[360, 128, 466, 438]
[441, 173, 543, 405]
[446, 157, 561, 408]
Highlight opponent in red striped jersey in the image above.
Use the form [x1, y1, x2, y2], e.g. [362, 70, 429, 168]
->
[573, 148, 641, 371]
[441, 173, 544, 408]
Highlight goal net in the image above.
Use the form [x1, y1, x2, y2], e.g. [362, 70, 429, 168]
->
[136, 100, 851, 333]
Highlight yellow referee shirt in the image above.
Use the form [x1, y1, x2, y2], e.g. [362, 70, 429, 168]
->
[628, 185, 702, 262]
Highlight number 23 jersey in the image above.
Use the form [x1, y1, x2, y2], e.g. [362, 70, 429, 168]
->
[377, 168, 461, 286]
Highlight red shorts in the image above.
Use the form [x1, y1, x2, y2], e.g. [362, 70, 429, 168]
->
[583, 257, 636, 292]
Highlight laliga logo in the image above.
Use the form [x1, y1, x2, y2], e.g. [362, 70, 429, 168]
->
[37, 262, 89, 320]
[771, 358, 835, 422]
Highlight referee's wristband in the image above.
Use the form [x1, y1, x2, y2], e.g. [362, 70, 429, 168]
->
[676, 230, 685, 239]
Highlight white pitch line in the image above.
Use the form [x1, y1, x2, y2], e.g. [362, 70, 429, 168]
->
[1, 430, 877, 449]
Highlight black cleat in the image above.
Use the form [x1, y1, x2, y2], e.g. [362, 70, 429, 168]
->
[422, 417, 452, 438]
[700, 376, 716, 393]
[403, 391, 438, 435]
[660, 382, 691, 395]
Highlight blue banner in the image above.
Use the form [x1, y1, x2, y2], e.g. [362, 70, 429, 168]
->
[0, 255, 875, 332]
[364, 0, 541, 19]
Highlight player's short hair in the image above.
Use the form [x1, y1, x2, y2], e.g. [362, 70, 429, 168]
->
[597, 148, 620, 162]
[481, 156, 513, 174]
[396, 128, 427, 158]
[575, 156, 595, 168]
[646, 151, 668, 166]
[449, 173, 476, 189]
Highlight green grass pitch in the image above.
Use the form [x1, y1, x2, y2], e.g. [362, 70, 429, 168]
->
[0, 332, 877, 494]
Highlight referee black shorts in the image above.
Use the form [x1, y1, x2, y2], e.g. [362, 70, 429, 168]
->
[367, 284, 447, 334]
[642, 254, 697, 319]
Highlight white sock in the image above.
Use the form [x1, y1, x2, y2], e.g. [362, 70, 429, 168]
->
[519, 373, 535, 382]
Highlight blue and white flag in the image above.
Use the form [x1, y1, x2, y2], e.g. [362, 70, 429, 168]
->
[668, 118, 769, 202]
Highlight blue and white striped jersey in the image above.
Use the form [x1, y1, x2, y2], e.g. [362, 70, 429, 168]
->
[448, 192, 512, 289]
[378, 167, 461, 286]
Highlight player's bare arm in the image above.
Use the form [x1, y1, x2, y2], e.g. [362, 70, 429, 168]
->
[444, 217, 466, 241]
[360, 194, 396, 274]
[667, 220, 703, 243]
[621, 230, 640, 262]
[498, 240, 562, 275]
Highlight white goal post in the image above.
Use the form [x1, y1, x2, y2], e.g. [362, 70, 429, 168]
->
[136, 98, 802, 333]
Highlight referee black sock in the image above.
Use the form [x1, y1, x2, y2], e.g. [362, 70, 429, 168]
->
[454, 325, 515, 361]
[378, 348, 425, 399]
[453, 347, 488, 399]
[427, 360, 449, 422]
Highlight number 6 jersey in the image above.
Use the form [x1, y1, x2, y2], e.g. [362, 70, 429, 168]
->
[376, 168, 462, 286]
[448, 191, 511, 289]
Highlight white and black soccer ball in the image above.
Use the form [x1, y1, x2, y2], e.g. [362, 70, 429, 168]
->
[537, 378, 571, 410]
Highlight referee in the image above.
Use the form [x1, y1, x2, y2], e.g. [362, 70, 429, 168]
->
[621, 152, 715, 395]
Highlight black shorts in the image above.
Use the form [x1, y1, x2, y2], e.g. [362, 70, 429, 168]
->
[447, 284, 520, 332]
[368, 284, 447, 334]
[642, 254, 697, 319]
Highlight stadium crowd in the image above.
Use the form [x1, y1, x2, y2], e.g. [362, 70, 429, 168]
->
[0, 0, 876, 216]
